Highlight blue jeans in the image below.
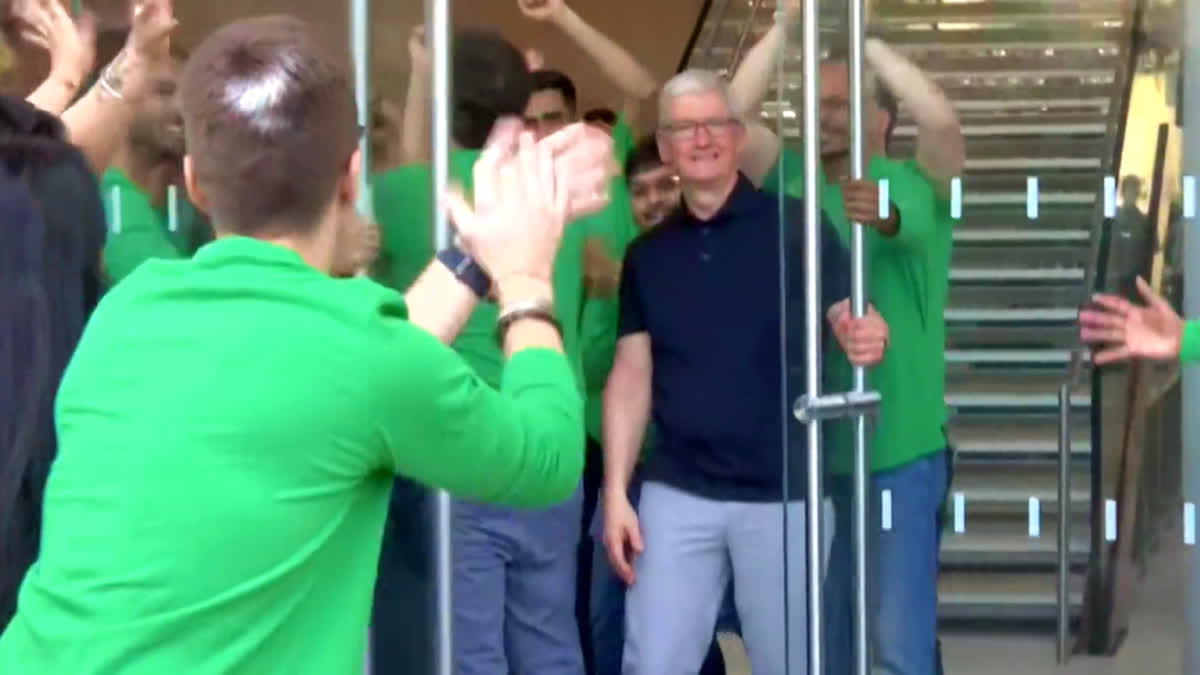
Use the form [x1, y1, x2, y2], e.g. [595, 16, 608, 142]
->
[451, 485, 585, 675]
[825, 449, 950, 675]
[588, 478, 738, 675]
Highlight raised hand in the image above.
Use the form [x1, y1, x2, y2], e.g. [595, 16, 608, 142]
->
[12, 0, 97, 87]
[446, 118, 615, 285]
[106, 0, 178, 102]
[518, 0, 566, 23]
[524, 47, 545, 71]
[1079, 277, 1185, 364]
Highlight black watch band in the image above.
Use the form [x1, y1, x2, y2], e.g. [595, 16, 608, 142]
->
[436, 246, 492, 299]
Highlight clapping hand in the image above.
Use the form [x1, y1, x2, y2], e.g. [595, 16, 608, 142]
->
[446, 118, 614, 285]
[12, 0, 97, 89]
[106, 0, 178, 102]
[1079, 277, 1185, 364]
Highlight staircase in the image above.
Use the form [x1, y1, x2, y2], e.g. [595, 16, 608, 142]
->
[687, 0, 1135, 627]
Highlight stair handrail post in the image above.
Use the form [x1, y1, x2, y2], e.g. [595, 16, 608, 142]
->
[1057, 382, 1073, 665]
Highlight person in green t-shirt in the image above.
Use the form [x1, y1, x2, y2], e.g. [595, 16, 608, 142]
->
[0, 17, 615, 674]
[100, 50, 212, 285]
[730, 7, 966, 673]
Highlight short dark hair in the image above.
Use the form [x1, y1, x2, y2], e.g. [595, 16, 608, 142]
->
[583, 107, 617, 126]
[451, 29, 533, 149]
[624, 135, 665, 183]
[531, 69, 577, 112]
[179, 16, 358, 237]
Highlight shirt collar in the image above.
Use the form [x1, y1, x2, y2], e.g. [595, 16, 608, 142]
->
[675, 172, 760, 227]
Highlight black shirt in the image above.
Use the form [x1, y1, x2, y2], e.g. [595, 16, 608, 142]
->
[617, 174, 851, 502]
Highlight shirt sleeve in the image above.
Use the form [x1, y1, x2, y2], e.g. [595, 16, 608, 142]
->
[369, 296, 584, 508]
[760, 145, 807, 199]
[102, 184, 184, 283]
[879, 159, 953, 250]
[1181, 320, 1200, 364]
[612, 115, 637, 166]
[617, 241, 648, 337]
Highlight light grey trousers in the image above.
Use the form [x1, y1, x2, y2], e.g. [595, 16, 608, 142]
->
[622, 481, 833, 675]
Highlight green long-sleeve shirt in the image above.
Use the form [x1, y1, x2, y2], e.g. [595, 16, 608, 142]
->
[0, 236, 583, 673]
[1182, 321, 1200, 363]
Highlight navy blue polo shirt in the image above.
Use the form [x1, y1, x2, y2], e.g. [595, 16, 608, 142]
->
[617, 174, 851, 502]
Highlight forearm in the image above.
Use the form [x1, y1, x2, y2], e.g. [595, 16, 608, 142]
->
[26, 70, 85, 116]
[729, 9, 796, 112]
[400, 72, 430, 164]
[61, 85, 134, 172]
[404, 261, 480, 343]
[865, 38, 963, 183]
[601, 369, 651, 496]
[555, 7, 656, 100]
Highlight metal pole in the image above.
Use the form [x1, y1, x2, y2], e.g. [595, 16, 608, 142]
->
[800, 0, 824, 670]
[349, 2, 374, 672]
[846, 0, 870, 673]
[427, 0, 455, 673]
[351, 0, 373, 220]
[349, 1, 373, 670]
[1056, 384, 1072, 664]
[1180, 0, 1200, 670]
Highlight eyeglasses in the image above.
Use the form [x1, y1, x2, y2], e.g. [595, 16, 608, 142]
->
[659, 117, 741, 139]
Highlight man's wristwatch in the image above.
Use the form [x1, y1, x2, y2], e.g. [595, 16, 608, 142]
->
[436, 246, 492, 299]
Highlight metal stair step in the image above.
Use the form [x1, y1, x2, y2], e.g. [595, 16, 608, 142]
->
[948, 464, 1091, 514]
[938, 570, 1084, 621]
[949, 417, 1091, 460]
[894, 121, 1105, 138]
[949, 268, 1085, 283]
[950, 284, 1086, 310]
[953, 228, 1090, 244]
[945, 307, 1079, 323]
[940, 515, 1090, 568]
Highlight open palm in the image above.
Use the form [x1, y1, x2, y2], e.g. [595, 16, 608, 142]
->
[1079, 277, 1184, 364]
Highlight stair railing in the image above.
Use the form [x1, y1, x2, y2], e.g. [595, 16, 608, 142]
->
[1069, 0, 1149, 657]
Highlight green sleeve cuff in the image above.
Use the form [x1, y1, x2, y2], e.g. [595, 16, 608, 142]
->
[1180, 321, 1200, 364]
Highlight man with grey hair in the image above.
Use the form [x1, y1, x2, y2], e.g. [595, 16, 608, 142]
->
[602, 68, 890, 673]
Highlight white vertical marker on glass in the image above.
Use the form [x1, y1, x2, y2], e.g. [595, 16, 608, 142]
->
[878, 178, 890, 219]
[1105, 499, 1117, 541]
[167, 184, 179, 232]
[110, 185, 122, 234]
[953, 492, 965, 534]
[1185, 502, 1196, 546]
[1103, 175, 1116, 218]
[1184, 175, 1196, 219]
[881, 489, 893, 532]
[950, 177, 962, 220]
[1026, 176, 1039, 220]
[1028, 497, 1041, 538]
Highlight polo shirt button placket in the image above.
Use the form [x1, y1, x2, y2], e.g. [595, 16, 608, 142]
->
[699, 227, 712, 262]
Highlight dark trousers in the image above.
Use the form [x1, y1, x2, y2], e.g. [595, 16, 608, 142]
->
[371, 478, 435, 674]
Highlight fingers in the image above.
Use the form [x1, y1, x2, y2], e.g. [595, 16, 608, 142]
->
[1136, 276, 1174, 315]
[444, 185, 477, 249]
[474, 117, 522, 209]
[1079, 326, 1125, 345]
[604, 531, 634, 585]
[1077, 308, 1124, 332]
[1089, 292, 1133, 317]
[826, 298, 849, 323]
